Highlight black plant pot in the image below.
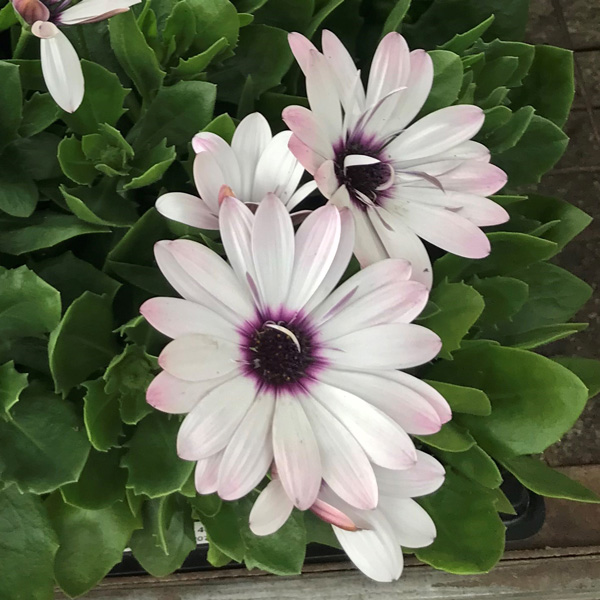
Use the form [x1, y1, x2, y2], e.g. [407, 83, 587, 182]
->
[109, 475, 545, 577]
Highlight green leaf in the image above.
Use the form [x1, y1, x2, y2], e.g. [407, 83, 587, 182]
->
[0, 383, 90, 493]
[434, 232, 557, 283]
[304, 510, 340, 548]
[475, 56, 519, 99]
[163, 0, 197, 58]
[104, 344, 157, 425]
[436, 445, 502, 488]
[0, 62, 22, 152]
[553, 357, 600, 399]
[424, 380, 491, 416]
[10, 132, 61, 181]
[491, 487, 516, 515]
[19, 92, 59, 137]
[510, 45, 574, 127]
[0, 265, 61, 341]
[189, 493, 222, 518]
[129, 494, 196, 576]
[417, 421, 476, 452]
[0, 486, 58, 600]
[502, 456, 599, 503]
[201, 501, 245, 562]
[170, 37, 229, 81]
[61, 61, 129, 135]
[428, 344, 589, 458]
[0, 3, 18, 31]
[82, 379, 123, 452]
[48, 292, 120, 396]
[305, 0, 344, 38]
[130, 80, 216, 149]
[122, 139, 176, 191]
[122, 412, 194, 497]
[381, 0, 411, 36]
[109, 11, 165, 101]
[58, 135, 97, 185]
[472, 39, 535, 87]
[440, 15, 495, 54]
[0, 362, 28, 419]
[0, 155, 39, 217]
[420, 50, 463, 114]
[47, 494, 139, 598]
[478, 105, 512, 137]
[188, 0, 239, 53]
[471, 275, 529, 332]
[421, 281, 484, 359]
[201, 112, 236, 143]
[484, 106, 534, 154]
[502, 323, 587, 349]
[494, 115, 569, 186]
[253, 0, 313, 32]
[61, 448, 127, 510]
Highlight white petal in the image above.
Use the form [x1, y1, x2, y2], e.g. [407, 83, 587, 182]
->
[288, 134, 325, 176]
[282, 106, 335, 160]
[218, 392, 275, 500]
[311, 381, 417, 470]
[156, 192, 218, 230]
[249, 479, 294, 536]
[438, 162, 508, 196]
[380, 497, 436, 548]
[191, 132, 241, 195]
[39, 29, 84, 113]
[322, 323, 441, 371]
[195, 451, 223, 494]
[272, 392, 321, 510]
[303, 394, 378, 510]
[314, 160, 340, 199]
[177, 376, 256, 460]
[454, 194, 510, 227]
[366, 33, 410, 106]
[158, 335, 238, 382]
[288, 32, 318, 75]
[251, 194, 295, 310]
[193, 151, 225, 214]
[351, 208, 389, 268]
[391, 371, 452, 423]
[59, 0, 138, 24]
[286, 180, 319, 211]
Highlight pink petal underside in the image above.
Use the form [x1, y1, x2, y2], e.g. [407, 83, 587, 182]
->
[195, 451, 223, 494]
[282, 106, 334, 161]
[287, 134, 325, 176]
[156, 192, 219, 230]
[366, 32, 410, 107]
[392, 370, 452, 423]
[272, 392, 322, 510]
[249, 479, 294, 536]
[13, 0, 50, 25]
[310, 498, 358, 531]
[437, 161, 508, 196]
[288, 32, 318, 75]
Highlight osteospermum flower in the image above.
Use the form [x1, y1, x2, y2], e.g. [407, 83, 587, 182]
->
[141, 194, 450, 512]
[12, 0, 139, 112]
[250, 451, 445, 582]
[283, 31, 509, 287]
[156, 113, 316, 230]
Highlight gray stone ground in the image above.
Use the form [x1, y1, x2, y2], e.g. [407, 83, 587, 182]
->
[527, 0, 600, 466]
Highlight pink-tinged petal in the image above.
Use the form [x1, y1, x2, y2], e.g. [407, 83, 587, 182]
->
[314, 159, 340, 199]
[320, 370, 443, 435]
[156, 192, 219, 230]
[249, 479, 294, 536]
[303, 394, 378, 510]
[439, 162, 508, 196]
[374, 450, 446, 498]
[177, 376, 256, 460]
[272, 392, 321, 510]
[36, 25, 84, 113]
[286, 204, 341, 312]
[218, 392, 275, 500]
[334, 511, 403, 582]
[288, 32, 318, 75]
[13, 0, 49, 25]
[146, 371, 232, 415]
[370, 210, 433, 288]
[392, 371, 452, 423]
[251, 194, 295, 310]
[386, 49, 434, 133]
[286, 180, 318, 211]
[190, 132, 241, 194]
[193, 151, 225, 213]
[366, 33, 410, 106]
[252, 131, 304, 203]
[195, 451, 223, 494]
[157, 239, 254, 320]
[59, 0, 139, 24]
[303, 208, 355, 314]
[351, 208, 389, 268]
[322, 322, 442, 371]
[287, 134, 325, 176]
[452, 193, 510, 226]
[282, 106, 334, 161]
[310, 258, 412, 326]
[310, 498, 358, 531]
[404, 202, 491, 259]
[140, 297, 236, 341]
[388, 105, 485, 162]
[380, 497, 436, 548]
[158, 334, 238, 382]
[311, 381, 417, 470]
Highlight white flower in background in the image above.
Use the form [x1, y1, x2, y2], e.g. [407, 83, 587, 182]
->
[12, 0, 140, 112]
[141, 194, 450, 513]
[250, 450, 445, 582]
[283, 30, 509, 288]
[156, 113, 317, 230]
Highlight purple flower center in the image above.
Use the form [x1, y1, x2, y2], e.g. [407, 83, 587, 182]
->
[245, 321, 315, 386]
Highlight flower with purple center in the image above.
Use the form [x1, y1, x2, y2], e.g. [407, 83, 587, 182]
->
[11, 0, 140, 112]
[141, 194, 450, 512]
[283, 30, 510, 288]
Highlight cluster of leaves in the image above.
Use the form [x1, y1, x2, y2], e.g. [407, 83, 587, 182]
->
[0, 0, 599, 598]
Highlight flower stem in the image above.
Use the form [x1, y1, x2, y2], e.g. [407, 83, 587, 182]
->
[12, 28, 33, 59]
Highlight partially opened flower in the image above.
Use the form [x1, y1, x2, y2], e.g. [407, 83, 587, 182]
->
[284, 31, 509, 287]
[12, 0, 140, 112]
[250, 450, 445, 582]
[142, 194, 449, 512]
[156, 113, 316, 230]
